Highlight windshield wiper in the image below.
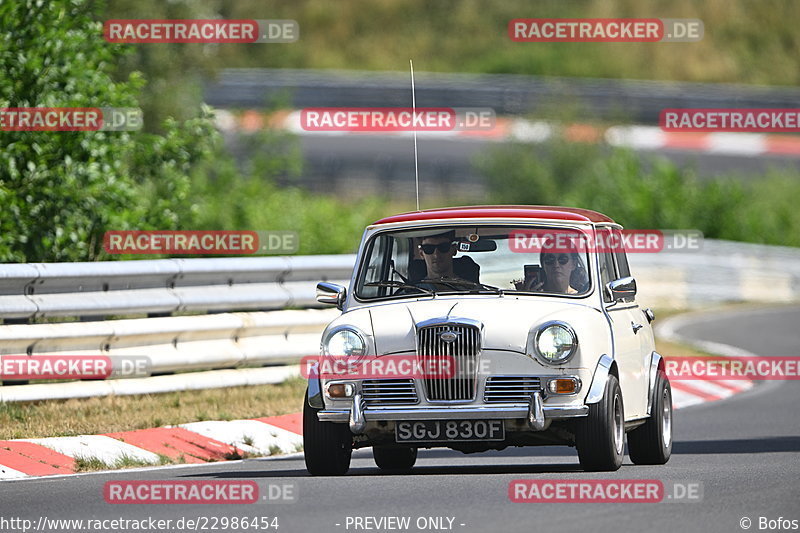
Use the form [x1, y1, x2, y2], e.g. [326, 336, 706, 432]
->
[473, 282, 505, 295]
[364, 281, 434, 296]
[420, 278, 504, 295]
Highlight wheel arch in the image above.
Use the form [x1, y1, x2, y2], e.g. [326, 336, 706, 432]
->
[585, 353, 617, 404]
[646, 351, 666, 416]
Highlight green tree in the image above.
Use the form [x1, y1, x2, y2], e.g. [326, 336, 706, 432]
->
[0, 0, 217, 261]
[103, 0, 219, 132]
[479, 139, 800, 247]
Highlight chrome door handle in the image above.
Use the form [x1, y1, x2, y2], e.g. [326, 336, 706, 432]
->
[631, 322, 643, 334]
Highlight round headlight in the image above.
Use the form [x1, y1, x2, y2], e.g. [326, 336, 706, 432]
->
[324, 328, 367, 359]
[535, 322, 577, 364]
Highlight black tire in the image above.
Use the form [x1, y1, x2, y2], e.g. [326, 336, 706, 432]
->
[303, 389, 353, 476]
[628, 372, 673, 465]
[373, 446, 417, 471]
[576, 374, 625, 471]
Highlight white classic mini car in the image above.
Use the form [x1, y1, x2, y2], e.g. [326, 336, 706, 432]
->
[305, 206, 672, 475]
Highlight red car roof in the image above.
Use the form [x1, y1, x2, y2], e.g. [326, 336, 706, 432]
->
[373, 205, 615, 225]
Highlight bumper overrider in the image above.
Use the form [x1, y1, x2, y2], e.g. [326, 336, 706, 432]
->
[314, 354, 616, 435]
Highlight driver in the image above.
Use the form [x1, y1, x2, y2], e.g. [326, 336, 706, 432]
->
[418, 230, 459, 279]
[397, 231, 482, 294]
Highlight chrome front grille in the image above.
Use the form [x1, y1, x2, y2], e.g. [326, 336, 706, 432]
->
[417, 323, 481, 402]
[361, 379, 419, 406]
[484, 376, 542, 403]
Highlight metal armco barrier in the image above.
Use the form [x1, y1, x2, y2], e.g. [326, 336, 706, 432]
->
[1, 240, 799, 401]
[0, 366, 302, 403]
[629, 239, 800, 308]
[0, 309, 339, 372]
[0, 255, 355, 320]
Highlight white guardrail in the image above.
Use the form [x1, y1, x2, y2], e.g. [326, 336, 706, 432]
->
[1, 240, 799, 402]
[0, 255, 354, 319]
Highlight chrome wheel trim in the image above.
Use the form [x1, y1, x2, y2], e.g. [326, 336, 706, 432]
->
[662, 386, 673, 448]
[612, 393, 624, 455]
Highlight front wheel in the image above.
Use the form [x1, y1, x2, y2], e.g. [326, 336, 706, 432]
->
[628, 372, 673, 465]
[576, 374, 624, 471]
[373, 446, 417, 471]
[303, 389, 353, 476]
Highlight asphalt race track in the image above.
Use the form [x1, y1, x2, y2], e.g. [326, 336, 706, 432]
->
[1, 305, 798, 533]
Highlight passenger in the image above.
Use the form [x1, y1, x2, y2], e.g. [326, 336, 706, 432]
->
[539, 251, 580, 294]
[515, 248, 586, 294]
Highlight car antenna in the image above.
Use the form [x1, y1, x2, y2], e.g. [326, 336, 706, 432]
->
[410, 59, 420, 212]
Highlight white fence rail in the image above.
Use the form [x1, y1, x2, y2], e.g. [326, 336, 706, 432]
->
[1, 240, 799, 402]
[629, 239, 800, 308]
[0, 309, 339, 371]
[0, 255, 355, 319]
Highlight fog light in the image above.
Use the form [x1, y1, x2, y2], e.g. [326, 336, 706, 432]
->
[547, 378, 580, 394]
[326, 382, 356, 398]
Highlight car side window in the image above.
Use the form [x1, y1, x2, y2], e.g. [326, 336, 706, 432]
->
[597, 229, 616, 303]
[359, 235, 393, 298]
[390, 237, 411, 281]
[611, 229, 631, 279]
[599, 252, 616, 303]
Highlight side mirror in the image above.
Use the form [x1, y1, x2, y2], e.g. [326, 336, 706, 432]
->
[316, 282, 346, 310]
[606, 276, 637, 303]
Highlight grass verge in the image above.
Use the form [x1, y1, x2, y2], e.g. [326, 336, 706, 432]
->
[0, 376, 307, 440]
[73, 453, 172, 473]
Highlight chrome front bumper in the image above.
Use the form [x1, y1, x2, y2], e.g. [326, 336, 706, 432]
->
[318, 391, 588, 434]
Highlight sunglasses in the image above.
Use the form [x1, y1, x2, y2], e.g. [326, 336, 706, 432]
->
[543, 254, 572, 266]
[419, 242, 455, 254]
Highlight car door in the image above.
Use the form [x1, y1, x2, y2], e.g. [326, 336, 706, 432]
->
[599, 228, 649, 419]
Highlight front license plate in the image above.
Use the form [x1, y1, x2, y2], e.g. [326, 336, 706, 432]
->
[395, 420, 505, 443]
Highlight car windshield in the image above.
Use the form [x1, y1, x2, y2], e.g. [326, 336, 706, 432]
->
[355, 225, 593, 300]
